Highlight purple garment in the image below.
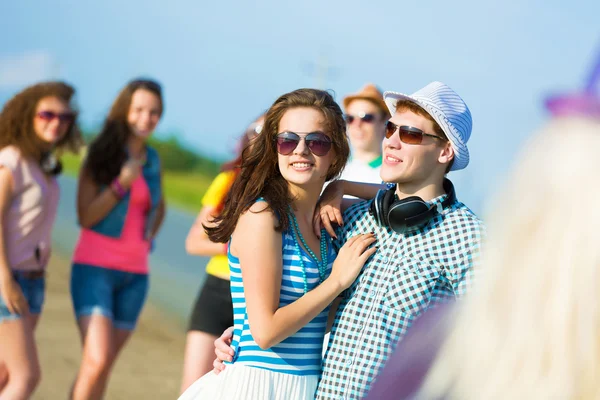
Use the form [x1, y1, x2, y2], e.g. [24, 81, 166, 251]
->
[545, 45, 600, 119]
[365, 304, 454, 400]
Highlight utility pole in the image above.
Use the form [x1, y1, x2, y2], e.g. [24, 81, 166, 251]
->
[303, 51, 340, 90]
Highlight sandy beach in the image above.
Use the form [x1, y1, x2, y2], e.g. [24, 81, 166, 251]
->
[34, 249, 188, 400]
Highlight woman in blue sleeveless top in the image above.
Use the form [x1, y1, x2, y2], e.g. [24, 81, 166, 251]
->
[179, 89, 376, 400]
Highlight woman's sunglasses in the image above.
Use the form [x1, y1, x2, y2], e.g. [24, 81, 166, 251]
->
[36, 111, 76, 124]
[275, 131, 332, 156]
[385, 121, 446, 145]
[345, 112, 376, 124]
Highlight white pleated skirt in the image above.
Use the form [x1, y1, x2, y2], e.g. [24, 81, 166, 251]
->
[178, 364, 319, 400]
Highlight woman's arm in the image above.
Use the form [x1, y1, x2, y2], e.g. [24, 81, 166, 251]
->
[185, 205, 225, 256]
[324, 180, 387, 213]
[77, 158, 143, 228]
[148, 164, 167, 240]
[337, 179, 387, 200]
[76, 166, 121, 228]
[314, 179, 387, 237]
[0, 167, 28, 314]
[148, 197, 166, 241]
[234, 203, 376, 350]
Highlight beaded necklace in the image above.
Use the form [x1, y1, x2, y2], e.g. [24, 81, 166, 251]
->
[288, 208, 328, 294]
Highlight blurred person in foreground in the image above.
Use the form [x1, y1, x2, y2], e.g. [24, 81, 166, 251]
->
[0, 82, 81, 400]
[180, 115, 264, 394]
[368, 60, 600, 399]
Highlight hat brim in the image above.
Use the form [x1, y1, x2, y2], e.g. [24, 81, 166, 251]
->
[343, 94, 390, 118]
[383, 91, 469, 171]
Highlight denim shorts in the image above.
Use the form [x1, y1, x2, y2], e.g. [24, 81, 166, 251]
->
[0, 272, 45, 323]
[70, 263, 149, 331]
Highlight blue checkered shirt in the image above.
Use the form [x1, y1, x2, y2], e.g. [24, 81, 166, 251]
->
[315, 193, 485, 400]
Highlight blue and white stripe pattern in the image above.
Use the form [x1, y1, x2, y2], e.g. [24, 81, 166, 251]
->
[226, 227, 336, 376]
[383, 81, 473, 171]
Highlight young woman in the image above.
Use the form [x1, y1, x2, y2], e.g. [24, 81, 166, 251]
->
[178, 89, 376, 400]
[0, 81, 82, 399]
[180, 115, 264, 393]
[69, 79, 166, 400]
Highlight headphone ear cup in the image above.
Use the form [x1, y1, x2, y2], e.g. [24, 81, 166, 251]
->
[370, 190, 385, 226]
[381, 189, 396, 227]
[388, 196, 432, 232]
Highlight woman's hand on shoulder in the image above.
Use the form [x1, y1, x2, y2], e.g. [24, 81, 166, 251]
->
[313, 180, 345, 239]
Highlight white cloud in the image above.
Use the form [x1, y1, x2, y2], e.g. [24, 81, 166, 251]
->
[0, 50, 57, 88]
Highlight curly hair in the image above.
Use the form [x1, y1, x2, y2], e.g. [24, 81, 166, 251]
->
[206, 88, 350, 243]
[0, 81, 83, 163]
[85, 78, 163, 185]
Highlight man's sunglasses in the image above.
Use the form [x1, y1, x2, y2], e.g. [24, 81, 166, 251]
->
[345, 112, 377, 124]
[36, 111, 76, 124]
[275, 131, 332, 156]
[385, 121, 446, 145]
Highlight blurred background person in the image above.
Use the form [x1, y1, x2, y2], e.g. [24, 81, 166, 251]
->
[180, 114, 264, 394]
[69, 78, 166, 400]
[340, 83, 390, 184]
[0, 81, 81, 400]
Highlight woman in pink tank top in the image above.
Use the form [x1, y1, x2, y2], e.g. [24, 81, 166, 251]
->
[0, 82, 82, 399]
[69, 79, 166, 400]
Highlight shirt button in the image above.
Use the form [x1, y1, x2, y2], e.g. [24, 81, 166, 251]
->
[346, 358, 353, 366]
[370, 290, 376, 297]
[383, 257, 389, 263]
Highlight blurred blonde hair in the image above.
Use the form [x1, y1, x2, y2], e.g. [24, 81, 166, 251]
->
[419, 116, 600, 400]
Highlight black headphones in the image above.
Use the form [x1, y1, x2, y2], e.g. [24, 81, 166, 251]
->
[369, 178, 456, 233]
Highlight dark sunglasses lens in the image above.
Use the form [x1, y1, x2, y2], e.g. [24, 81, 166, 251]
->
[344, 115, 355, 124]
[306, 134, 332, 156]
[385, 121, 397, 138]
[276, 135, 300, 155]
[399, 127, 423, 144]
[37, 111, 55, 121]
[37, 111, 75, 123]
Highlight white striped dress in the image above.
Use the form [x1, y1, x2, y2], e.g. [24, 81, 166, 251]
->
[178, 225, 336, 400]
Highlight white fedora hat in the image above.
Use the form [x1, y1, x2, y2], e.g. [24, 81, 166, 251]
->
[383, 81, 472, 171]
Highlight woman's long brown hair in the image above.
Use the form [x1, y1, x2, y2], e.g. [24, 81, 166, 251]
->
[206, 88, 349, 243]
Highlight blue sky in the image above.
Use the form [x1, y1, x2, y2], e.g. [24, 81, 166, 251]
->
[1, 0, 599, 213]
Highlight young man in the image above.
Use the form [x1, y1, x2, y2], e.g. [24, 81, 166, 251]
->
[213, 82, 485, 400]
[340, 83, 390, 184]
